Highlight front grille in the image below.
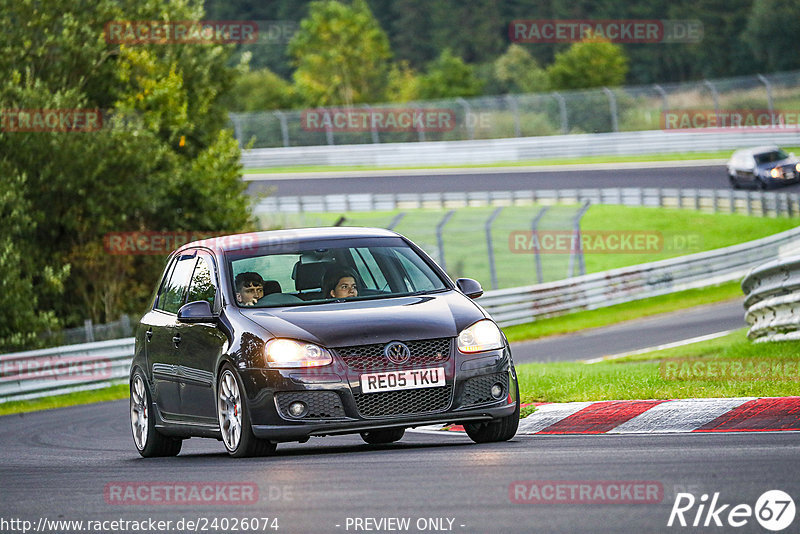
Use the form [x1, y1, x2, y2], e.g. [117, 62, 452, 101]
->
[354, 385, 452, 417]
[460, 372, 509, 407]
[334, 338, 451, 372]
[275, 391, 346, 419]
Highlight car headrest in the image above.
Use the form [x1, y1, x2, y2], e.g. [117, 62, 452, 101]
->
[263, 280, 282, 295]
[292, 262, 328, 291]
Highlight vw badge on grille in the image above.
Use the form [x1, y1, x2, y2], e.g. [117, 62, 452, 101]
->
[384, 341, 411, 364]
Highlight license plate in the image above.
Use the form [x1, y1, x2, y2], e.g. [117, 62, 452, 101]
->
[360, 367, 445, 393]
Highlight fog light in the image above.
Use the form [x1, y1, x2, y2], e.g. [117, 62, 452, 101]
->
[288, 401, 308, 418]
[491, 383, 504, 399]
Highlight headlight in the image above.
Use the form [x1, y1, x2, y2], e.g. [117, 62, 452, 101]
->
[457, 320, 504, 353]
[770, 167, 781, 179]
[265, 339, 332, 368]
[795, 163, 799, 172]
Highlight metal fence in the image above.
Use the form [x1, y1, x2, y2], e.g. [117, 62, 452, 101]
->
[742, 256, 800, 342]
[38, 315, 135, 347]
[257, 188, 800, 290]
[232, 70, 800, 150]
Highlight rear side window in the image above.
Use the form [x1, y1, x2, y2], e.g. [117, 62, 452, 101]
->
[156, 253, 197, 314]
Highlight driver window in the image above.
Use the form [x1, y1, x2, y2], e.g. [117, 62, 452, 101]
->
[187, 253, 218, 309]
[156, 253, 197, 314]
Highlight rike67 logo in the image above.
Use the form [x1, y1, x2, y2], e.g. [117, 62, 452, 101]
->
[668, 490, 795, 531]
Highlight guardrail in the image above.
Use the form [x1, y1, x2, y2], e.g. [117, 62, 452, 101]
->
[742, 256, 800, 342]
[4, 226, 800, 402]
[0, 338, 133, 403]
[256, 188, 800, 217]
[480, 225, 800, 326]
[242, 130, 800, 168]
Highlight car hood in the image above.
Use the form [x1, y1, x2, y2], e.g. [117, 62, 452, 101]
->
[238, 290, 486, 347]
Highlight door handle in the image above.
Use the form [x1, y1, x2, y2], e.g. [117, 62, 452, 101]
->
[145, 328, 153, 342]
[172, 333, 181, 347]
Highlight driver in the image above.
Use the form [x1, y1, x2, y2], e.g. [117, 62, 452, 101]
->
[234, 272, 264, 306]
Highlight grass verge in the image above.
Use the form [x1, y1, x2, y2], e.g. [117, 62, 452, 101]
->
[0, 383, 128, 417]
[517, 328, 800, 404]
[503, 281, 743, 343]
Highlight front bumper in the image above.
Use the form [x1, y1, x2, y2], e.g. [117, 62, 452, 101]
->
[239, 345, 518, 442]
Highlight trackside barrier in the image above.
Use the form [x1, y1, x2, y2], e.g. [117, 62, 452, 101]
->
[742, 256, 800, 342]
[479, 226, 800, 327]
[254, 188, 800, 218]
[241, 130, 800, 167]
[3, 227, 800, 402]
[0, 338, 133, 403]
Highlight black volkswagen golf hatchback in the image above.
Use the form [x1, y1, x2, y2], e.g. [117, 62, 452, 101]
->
[130, 227, 519, 457]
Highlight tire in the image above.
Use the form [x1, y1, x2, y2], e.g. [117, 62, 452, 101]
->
[757, 177, 768, 191]
[728, 175, 740, 189]
[130, 370, 182, 457]
[464, 380, 520, 444]
[217, 364, 276, 458]
[360, 428, 405, 444]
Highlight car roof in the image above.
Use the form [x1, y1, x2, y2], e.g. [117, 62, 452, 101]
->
[178, 227, 401, 254]
[732, 146, 781, 157]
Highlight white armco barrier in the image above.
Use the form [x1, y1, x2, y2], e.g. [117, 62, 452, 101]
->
[742, 255, 800, 342]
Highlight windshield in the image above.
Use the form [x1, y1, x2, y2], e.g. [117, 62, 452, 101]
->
[754, 149, 790, 165]
[228, 237, 448, 307]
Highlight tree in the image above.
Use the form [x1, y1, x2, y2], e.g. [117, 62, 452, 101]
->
[0, 0, 252, 346]
[744, 0, 800, 72]
[386, 60, 421, 102]
[493, 44, 549, 94]
[417, 49, 484, 100]
[0, 169, 65, 350]
[221, 65, 299, 111]
[546, 34, 629, 90]
[288, 0, 392, 106]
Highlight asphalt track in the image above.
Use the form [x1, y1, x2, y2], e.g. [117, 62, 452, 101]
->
[511, 299, 746, 363]
[245, 162, 800, 197]
[1, 400, 798, 533]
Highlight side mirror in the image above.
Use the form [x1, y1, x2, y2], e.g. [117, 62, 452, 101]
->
[456, 278, 484, 299]
[177, 300, 216, 323]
